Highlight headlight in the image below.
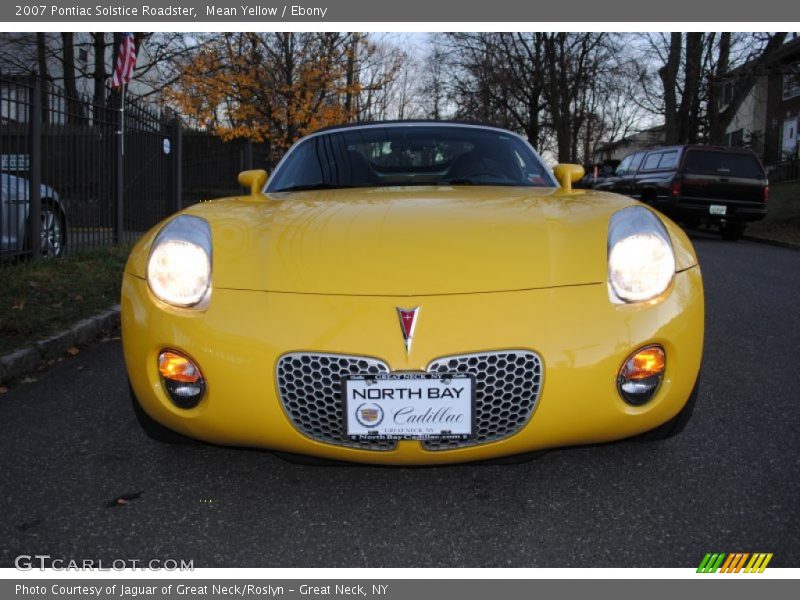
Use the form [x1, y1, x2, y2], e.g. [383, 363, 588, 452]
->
[608, 206, 675, 303]
[146, 215, 212, 308]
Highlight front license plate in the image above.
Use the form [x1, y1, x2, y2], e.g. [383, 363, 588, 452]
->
[709, 204, 727, 215]
[344, 372, 474, 440]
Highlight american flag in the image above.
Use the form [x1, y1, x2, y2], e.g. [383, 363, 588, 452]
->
[112, 33, 136, 88]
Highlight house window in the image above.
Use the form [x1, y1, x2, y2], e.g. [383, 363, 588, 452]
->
[720, 82, 736, 108]
[783, 67, 800, 100]
[724, 129, 745, 148]
[0, 83, 30, 123]
[782, 118, 799, 160]
[78, 48, 89, 64]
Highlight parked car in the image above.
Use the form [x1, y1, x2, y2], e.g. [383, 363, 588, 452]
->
[1, 172, 66, 257]
[575, 162, 619, 189]
[122, 121, 703, 465]
[596, 145, 768, 240]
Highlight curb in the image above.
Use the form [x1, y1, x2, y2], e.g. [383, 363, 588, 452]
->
[0, 305, 120, 386]
[743, 235, 800, 251]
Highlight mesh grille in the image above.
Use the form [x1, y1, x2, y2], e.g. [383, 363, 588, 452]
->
[276, 353, 394, 451]
[424, 351, 542, 450]
[276, 350, 543, 452]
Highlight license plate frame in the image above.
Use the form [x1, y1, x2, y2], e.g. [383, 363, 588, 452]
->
[343, 372, 475, 441]
[709, 204, 727, 216]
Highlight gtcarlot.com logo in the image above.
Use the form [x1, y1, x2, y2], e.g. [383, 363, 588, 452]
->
[14, 554, 194, 571]
[697, 553, 773, 573]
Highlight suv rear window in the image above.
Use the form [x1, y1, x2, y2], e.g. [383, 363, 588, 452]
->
[682, 150, 764, 179]
[642, 153, 662, 170]
[658, 150, 678, 169]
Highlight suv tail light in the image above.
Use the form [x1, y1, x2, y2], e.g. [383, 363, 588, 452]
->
[763, 186, 769, 204]
[671, 179, 682, 198]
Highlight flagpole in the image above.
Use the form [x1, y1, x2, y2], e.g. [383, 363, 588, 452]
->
[115, 80, 125, 243]
[120, 82, 126, 156]
[114, 33, 134, 243]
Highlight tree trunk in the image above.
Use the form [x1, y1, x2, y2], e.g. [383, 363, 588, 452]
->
[62, 32, 86, 123]
[707, 32, 730, 145]
[92, 33, 107, 121]
[659, 33, 682, 145]
[344, 34, 357, 119]
[543, 33, 572, 163]
[36, 33, 49, 125]
[678, 33, 703, 143]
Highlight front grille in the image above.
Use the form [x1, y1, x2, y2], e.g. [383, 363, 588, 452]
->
[276, 350, 543, 452]
[424, 351, 542, 450]
[276, 353, 395, 450]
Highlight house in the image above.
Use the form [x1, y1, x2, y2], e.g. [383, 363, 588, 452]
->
[592, 125, 665, 164]
[723, 36, 800, 163]
[720, 76, 768, 157]
[764, 38, 800, 163]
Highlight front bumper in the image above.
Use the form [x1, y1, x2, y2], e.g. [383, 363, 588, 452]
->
[122, 267, 704, 465]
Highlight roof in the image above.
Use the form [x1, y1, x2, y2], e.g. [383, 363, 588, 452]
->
[724, 35, 800, 78]
[594, 125, 665, 152]
[763, 35, 800, 63]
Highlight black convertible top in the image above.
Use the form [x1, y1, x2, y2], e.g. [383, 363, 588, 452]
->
[310, 119, 506, 135]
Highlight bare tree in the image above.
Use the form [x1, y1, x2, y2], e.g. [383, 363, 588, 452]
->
[434, 32, 642, 163]
[643, 32, 789, 145]
[418, 43, 448, 119]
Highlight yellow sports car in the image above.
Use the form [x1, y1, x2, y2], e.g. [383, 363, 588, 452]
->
[122, 122, 704, 465]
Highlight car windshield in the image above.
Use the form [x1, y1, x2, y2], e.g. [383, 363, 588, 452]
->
[682, 150, 764, 179]
[267, 125, 557, 192]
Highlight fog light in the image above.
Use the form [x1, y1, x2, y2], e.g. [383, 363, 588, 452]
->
[617, 345, 665, 405]
[158, 350, 205, 408]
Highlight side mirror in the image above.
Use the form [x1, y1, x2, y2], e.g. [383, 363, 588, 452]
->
[238, 169, 268, 197]
[553, 164, 585, 193]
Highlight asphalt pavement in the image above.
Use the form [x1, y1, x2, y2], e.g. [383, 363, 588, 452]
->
[1, 233, 798, 568]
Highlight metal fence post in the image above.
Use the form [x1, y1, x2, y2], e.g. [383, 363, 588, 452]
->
[28, 77, 42, 261]
[173, 117, 183, 213]
[243, 139, 253, 171]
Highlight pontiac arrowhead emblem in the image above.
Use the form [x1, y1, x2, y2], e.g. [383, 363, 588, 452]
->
[397, 307, 420, 354]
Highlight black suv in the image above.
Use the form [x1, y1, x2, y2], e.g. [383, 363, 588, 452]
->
[596, 145, 768, 240]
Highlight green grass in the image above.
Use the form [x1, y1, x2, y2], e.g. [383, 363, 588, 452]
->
[0, 245, 130, 355]
[748, 180, 800, 245]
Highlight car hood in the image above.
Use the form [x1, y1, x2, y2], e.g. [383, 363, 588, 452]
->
[127, 186, 697, 296]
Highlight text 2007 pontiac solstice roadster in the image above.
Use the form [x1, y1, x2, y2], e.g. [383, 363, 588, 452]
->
[121, 122, 704, 465]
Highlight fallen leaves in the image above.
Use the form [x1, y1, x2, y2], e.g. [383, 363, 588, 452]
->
[66, 346, 80, 356]
[106, 491, 143, 508]
[0, 386, 8, 395]
[20, 376, 37, 384]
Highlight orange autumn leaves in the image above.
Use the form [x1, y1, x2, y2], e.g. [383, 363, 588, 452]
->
[167, 33, 376, 155]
